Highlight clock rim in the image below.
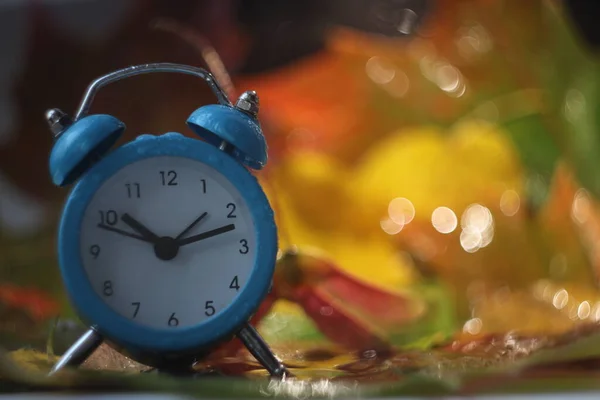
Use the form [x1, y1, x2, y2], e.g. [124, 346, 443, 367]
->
[57, 132, 277, 354]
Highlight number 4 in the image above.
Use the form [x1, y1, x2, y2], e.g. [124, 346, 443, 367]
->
[230, 276, 240, 291]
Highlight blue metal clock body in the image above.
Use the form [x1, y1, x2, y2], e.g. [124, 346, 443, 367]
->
[55, 133, 277, 361]
[46, 64, 283, 370]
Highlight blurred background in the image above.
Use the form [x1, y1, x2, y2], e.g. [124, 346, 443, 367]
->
[2, 0, 600, 367]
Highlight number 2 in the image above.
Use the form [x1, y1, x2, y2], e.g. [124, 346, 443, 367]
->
[227, 203, 236, 218]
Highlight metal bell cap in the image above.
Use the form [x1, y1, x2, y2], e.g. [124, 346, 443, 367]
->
[186, 104, 267, 169]
[49, 114, 125, 186]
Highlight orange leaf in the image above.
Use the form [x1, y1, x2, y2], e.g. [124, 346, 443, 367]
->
[0, 284, 59, 321]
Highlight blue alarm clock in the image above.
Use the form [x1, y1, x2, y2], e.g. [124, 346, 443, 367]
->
[45, 63, 288, 378]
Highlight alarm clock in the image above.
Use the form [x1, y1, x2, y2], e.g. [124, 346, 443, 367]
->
[45, 63, 289, 378]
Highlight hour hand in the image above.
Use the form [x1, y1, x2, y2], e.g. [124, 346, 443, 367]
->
[121, 213, 160, 243]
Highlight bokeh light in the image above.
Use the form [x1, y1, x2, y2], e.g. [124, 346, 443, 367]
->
[499, 190, 520, 217]
[463, 317, 483, 335]
[572, 188, 591, 225]
[388, 197, 415, 225]
[431, 206, 458, 234]
[577, 301, 591, 319]
[380, 217, 403, 235]
[459, 204, 494, 252]
[365, 56, 396, 85]
[552, 289, 569, 310]
[456, 23, 493, 61]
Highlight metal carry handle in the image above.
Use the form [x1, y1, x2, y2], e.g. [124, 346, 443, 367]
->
[74, 63, 232, 121]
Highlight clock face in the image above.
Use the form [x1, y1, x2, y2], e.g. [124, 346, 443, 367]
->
[79, 156, 256, 329]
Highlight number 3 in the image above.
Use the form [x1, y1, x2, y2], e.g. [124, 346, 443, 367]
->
[239, 239, 249, 254]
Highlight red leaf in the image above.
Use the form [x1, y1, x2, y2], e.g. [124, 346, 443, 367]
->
[0, 284, 59, 321]
[275, 249, 423, 329]
[319, 265, 422, 326]
[294, 285, 392, 351]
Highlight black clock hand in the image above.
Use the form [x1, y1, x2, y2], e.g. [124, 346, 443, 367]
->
[177, 224, 236, 246]
[121, 213, 160, 243]
[175, 212, 208, 240]
[97, 224, 152, 242]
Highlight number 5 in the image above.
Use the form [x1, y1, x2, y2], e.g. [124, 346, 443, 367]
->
[205, 300, 215, 316]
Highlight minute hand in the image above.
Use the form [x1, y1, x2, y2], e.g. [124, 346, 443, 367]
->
[177, 224, 235, 246]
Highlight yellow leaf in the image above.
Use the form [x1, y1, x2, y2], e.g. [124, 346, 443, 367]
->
[6, 348, 56, 373]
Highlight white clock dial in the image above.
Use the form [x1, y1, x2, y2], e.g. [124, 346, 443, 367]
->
[79, 156, 256, 329]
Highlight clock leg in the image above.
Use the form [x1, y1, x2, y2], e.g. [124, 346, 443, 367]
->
[236, 323, 292, 380]
[48, 328, 103, 376]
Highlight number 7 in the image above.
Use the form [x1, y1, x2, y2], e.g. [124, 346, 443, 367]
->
[131, 302, 140, 318]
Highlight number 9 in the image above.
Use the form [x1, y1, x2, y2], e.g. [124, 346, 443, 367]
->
[90, 245, 101, 259]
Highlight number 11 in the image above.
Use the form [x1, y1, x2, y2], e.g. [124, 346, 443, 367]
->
[126, 183, 140, 198]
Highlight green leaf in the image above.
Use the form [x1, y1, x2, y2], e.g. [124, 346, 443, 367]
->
[503, 115, 560, 183]
[513, 328, 600, 369]
[258, 303, 326, 345]
[363, 374, 460, 397]
[561, 67, 600, 198]
[388, 281, 457, 349]
[539, 2, 600, 198]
